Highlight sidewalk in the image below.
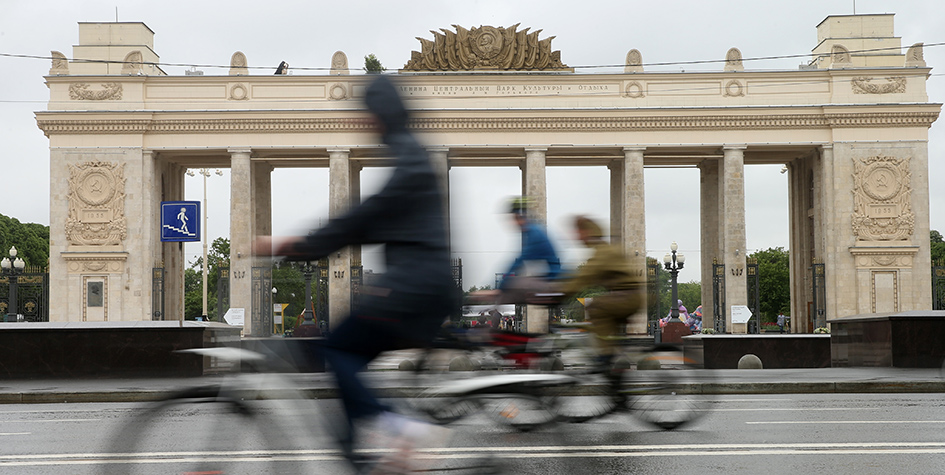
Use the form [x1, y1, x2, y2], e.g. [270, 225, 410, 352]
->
[0, 353, 941, 404]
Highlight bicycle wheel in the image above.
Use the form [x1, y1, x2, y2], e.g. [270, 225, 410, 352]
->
[548, 374, 621, 423]
[622, 348, 713, 430]
[478, 390, 559, 432]
[99, 385, 288, 474]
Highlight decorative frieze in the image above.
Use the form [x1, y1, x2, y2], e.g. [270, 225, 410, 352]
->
[852, 77, 906, 94]
[851, 155, 914, 241]
[35, 110, 941, 136]
[65, 161, 127, 246]
[63, 253, 128, 274]
[69, 83, 122, 100]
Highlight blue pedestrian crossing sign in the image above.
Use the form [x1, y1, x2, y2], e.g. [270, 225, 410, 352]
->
[161, 201, 200, 242]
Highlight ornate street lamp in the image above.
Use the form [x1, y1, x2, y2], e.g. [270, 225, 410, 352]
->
[663, 241, 686, 322]
[300, 262, 316, 326]
[186, 168, 223, 320]
[1, 246, 27, 322]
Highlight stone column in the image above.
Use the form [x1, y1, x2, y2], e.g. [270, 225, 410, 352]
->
[228, 148, 254, 334]
[523, 148, 547, 222]
[328, 148, 351, 329]
[523, 147, 548, 333]
[253, 161, 273, 336]
[720, 146, 748, 333]
[622, 147, 647, 334]
[349, 161, 362, 266]
[428, 147, 451, 243]
[699, 159, 720, 331]
[818, 145, 836, 331]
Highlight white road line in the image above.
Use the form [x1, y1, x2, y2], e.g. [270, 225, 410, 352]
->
[2, 419, 100, 423]
[747, 420, 945, 424]
[0, 433, 30, 436]
[5, 444, 945, 467]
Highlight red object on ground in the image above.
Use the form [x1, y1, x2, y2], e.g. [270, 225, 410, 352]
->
[661, 320, 692, 344]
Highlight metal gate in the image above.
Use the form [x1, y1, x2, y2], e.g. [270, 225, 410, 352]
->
[712, 259, 726, 333]
[0, 266, 49, 322]
[216, 266, 230, 323]
[350, 261, 363, 311]
[151, 267, 164, 321]
[812, 259, 826, 330]
[315, 259, 329, 328]
[646, 261, 661, 335]
[251, 267, 273, 337]
[933, 261, 945, 310]
[746, 257, 760, 334]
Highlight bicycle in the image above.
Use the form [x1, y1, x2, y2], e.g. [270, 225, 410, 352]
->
[542, 323, 714, 430]
[406, 319, 713, 433]
[97, 346, 506, 474]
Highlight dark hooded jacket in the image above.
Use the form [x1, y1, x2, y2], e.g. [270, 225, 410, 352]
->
[291, 76, 453, 319]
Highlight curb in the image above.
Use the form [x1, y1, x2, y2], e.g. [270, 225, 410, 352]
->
[0, 380, 942, 404]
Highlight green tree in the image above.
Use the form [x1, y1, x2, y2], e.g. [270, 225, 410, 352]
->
[183, 237, 231, 321]
[0, 214, 49, 270]
[363, 54, 386, 73]
[749, 247, 791, 323]
[931, 230, 945, 264]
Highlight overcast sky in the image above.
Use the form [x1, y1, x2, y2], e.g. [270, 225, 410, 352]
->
[1, 0, 943, 290]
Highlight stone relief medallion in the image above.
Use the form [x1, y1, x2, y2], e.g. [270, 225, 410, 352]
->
[851, 155, 914, 241]
[624, 81, 645, 98]
[66, 161, 127, 246]
[329, 83, 348, 100]
[69, 83, 123, 100]
[229, 84, 249, 100]
[724, 79, 745, 97]
[469, 26, 504, 62]
[851, 77, 906, 94]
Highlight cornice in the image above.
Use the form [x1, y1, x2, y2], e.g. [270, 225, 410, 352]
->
[36, 110, 940, 136]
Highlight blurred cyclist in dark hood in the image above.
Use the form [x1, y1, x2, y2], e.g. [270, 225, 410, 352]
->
[257, 75, 453, 466]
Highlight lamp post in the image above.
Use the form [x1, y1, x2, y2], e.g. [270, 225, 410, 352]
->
[186, 168, 223, 320]
[300, 262, 316, 326]
[663, 241, 686, 322]
[1, 246, 26, 322]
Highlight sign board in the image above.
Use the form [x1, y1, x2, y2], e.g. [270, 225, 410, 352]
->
[273, 303, 288, 325]
[223, 308, 245, 326]
[161, 201, 200, 242]
[731, 305, 753, 324]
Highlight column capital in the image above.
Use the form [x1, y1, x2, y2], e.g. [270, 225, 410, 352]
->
[820, 143, 834, 151]
[524, 147, 548, 154]
[227, 147, 252, 156]
[327, 147, 350, 157]
[722, 144, 747, 151]
[622, 146, 646, 153]
[426, 147, 450, 154]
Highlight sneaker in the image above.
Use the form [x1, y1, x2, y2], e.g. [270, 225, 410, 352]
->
[363, 412, 452, 473]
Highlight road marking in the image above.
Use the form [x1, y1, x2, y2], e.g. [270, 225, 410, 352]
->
[2, 419, 100, 423]
[4, 442, 945, 467]
[0, 433, 30, 436]
[712, 407, 861, 412]
[747, 420, 945, 425]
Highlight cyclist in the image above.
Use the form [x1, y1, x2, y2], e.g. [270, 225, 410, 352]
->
[555, 216, 645, 372]
[256, 75, 453, 469]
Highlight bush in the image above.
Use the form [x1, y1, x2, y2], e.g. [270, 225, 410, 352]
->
[701, 328, 717, 334]
[813, 327, 830, 334]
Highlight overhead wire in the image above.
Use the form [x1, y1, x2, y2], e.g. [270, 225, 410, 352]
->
[2, 41, 944, 72]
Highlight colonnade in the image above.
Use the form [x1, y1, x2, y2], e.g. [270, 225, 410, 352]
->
[218, 144, 772, 337]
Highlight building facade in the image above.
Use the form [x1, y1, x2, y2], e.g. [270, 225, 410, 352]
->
[37, 16, 939, 335]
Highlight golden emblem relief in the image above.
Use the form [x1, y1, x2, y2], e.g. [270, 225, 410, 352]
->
[402, 24, 570, 72]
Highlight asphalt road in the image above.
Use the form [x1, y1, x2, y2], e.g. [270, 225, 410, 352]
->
[1, 392, 945, 474]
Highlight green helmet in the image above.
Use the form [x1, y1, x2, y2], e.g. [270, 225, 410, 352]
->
[509, 196, 531, 215]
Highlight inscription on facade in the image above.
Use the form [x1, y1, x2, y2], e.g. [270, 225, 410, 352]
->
[397, 83, 616, 97]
